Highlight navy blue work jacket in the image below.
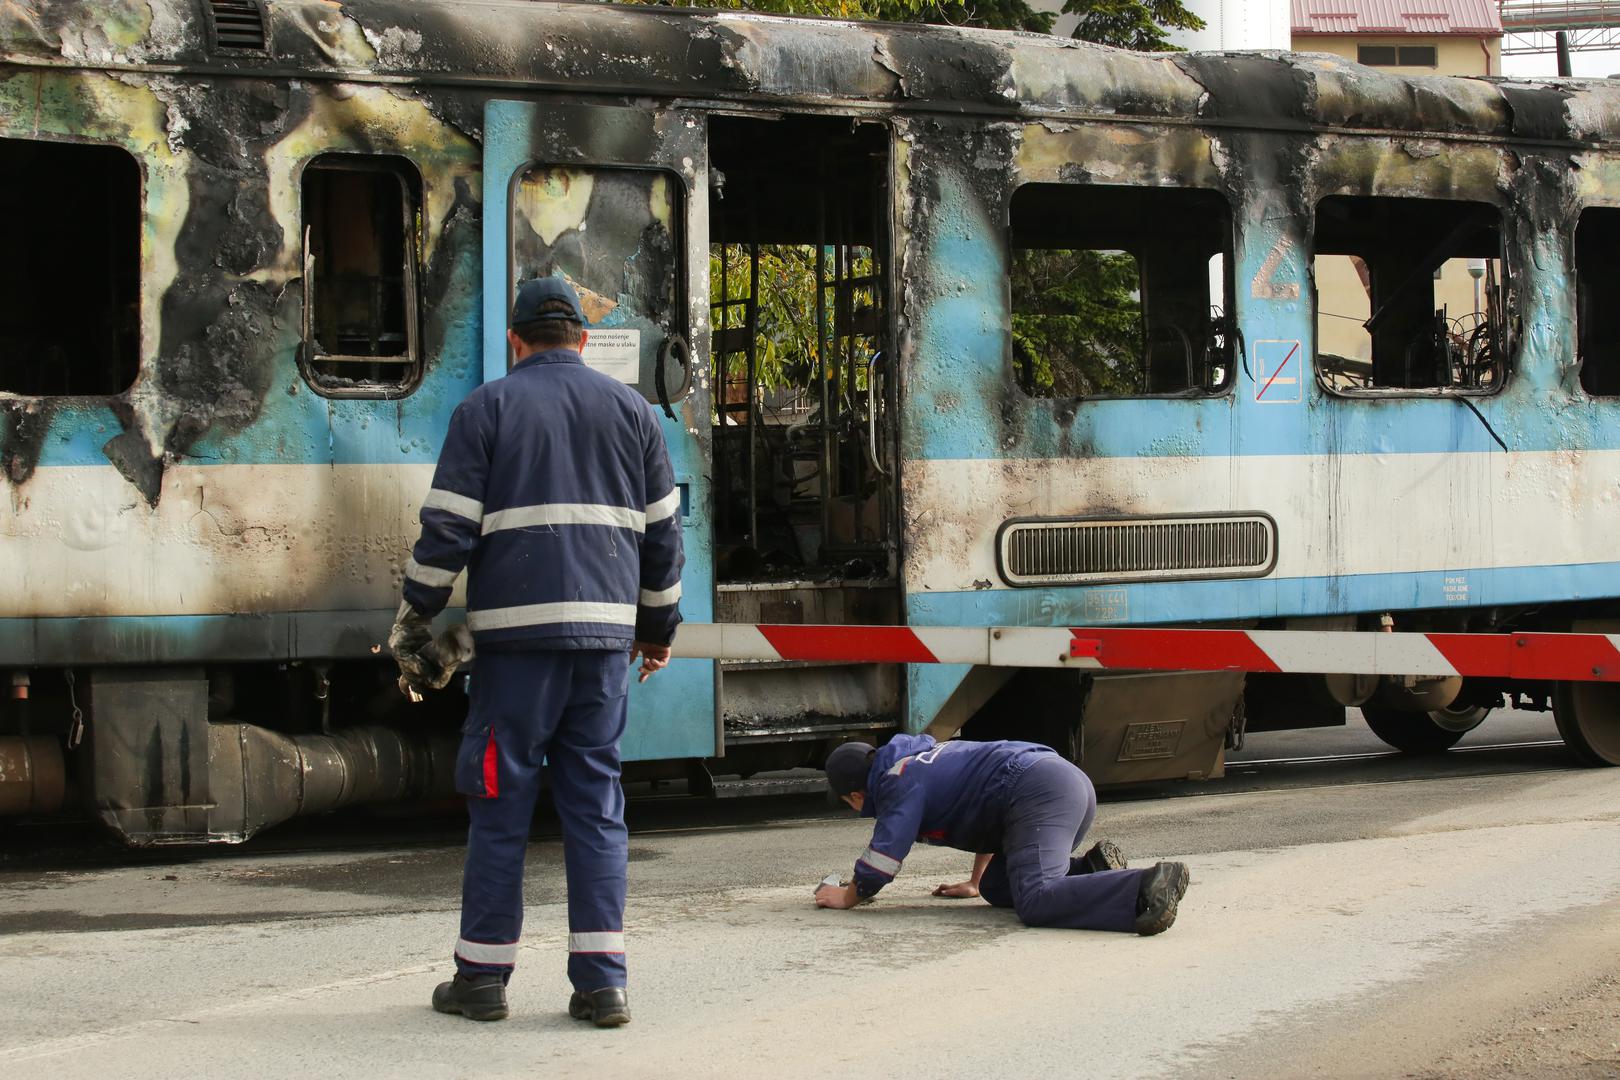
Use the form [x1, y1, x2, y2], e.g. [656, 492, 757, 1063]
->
[852, 734, 1058, 897]
[401, 347, 684, 650]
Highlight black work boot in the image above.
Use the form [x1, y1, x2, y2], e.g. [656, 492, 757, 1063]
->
[432, 973, 509, 1021]
[1074, 839, 1128, 874]
[568, 986, 631, 1027]
[1134, 861, 1190, 936]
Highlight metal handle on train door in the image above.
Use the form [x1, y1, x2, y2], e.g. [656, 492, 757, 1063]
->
[867, 351, 889, 478]
[656, 333, 690, 421]
[300, 225, 314, 365]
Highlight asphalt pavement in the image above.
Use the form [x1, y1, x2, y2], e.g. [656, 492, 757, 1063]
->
[2, 709, 1617, 1079]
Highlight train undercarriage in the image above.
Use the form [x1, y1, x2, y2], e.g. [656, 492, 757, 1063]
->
[4, 603, 1618, 848]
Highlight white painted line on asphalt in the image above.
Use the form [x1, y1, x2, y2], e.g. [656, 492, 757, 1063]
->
[1232, 740, 1566, 769]
[0, 936, 563, 1064]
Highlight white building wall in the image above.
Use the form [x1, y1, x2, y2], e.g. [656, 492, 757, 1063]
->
[1168, 0, 1292, 50]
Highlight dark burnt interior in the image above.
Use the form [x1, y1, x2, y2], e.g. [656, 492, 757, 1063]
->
[301, 154, 420, 395]
[1314, 194, 1505, 393]
[707, 116, 894, 584]
[0, 138, 141, 397]
[1009, 183, 1232, 399]
[1577, 207, 1620, 396]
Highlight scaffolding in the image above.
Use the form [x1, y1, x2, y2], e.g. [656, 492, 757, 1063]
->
[1501, 0, 1620, 55]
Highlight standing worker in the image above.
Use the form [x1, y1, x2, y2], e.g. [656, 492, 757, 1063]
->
[389, 278, 684, 1026]
[815, 735, 1189, 935]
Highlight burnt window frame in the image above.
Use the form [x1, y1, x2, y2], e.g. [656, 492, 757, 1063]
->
[1574, 203, 1620, 397]
[298, 152, 424, 400]
[1311, 192, 1511, 399]
[0, 134, 144, 399]
[505, 161, 691, 406]
[1005, 180, 1238, 402]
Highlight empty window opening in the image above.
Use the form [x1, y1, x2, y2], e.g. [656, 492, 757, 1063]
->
[0, 138, 140, 396]
[301, 155, 421, 396]
[1577, 207, 1620, 395]
[1314, 195, 1506, 394]
[1009, 184, 1233, 399]
[708, 116, 893, 584]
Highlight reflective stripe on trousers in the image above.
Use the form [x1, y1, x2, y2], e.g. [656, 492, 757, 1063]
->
[455, 650, 632, 990]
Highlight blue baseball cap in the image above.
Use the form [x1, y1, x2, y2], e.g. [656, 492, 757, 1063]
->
[511, 277, 585, 326]
[825, 741, 875, 801]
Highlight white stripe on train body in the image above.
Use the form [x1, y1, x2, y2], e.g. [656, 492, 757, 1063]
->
[0, 463, 440, 619]
[901, 450, 1620, 596]
[8, 451, 1617, 624]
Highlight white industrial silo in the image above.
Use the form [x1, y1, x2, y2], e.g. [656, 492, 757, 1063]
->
[1165, 0, 1293, 50]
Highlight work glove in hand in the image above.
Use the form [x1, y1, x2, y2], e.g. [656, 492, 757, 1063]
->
[389, 602, 453, 692]
[402, 625, 476, 694]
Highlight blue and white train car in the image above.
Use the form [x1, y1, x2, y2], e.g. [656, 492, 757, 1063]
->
[0, 0, 1615, 843]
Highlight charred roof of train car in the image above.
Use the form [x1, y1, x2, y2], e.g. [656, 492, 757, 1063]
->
[2, 0, 1619, 147]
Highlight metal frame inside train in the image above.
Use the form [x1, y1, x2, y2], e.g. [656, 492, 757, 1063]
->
[3, 0, 1619, 844]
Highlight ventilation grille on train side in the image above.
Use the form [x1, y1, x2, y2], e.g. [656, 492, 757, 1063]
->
[209, 0, 267, 52]
[997, 513, 1277, 587]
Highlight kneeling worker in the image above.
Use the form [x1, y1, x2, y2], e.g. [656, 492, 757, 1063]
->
[815, 735, 1189, 935]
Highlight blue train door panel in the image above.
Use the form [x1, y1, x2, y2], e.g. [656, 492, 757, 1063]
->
[482, 99, 715, 761]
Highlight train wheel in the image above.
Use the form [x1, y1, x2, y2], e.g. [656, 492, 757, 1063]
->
[1362, 704, 1487, 754]
[1552, 681, 1620, 766]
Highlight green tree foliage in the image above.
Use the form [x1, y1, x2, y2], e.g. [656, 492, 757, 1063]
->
[623, 0, 1054, 32]
[1011, 249, 1145, 396]
[618, 0, 1201, 42]
[710, 244, 880, 401]
[1060, 0, 1204, 51]
[710, 245, 819, 394]
[870, 0, 1054, 32]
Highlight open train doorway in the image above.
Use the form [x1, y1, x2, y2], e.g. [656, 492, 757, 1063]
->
[705, 115, 901, 774]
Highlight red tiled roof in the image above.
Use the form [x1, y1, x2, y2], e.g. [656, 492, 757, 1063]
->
[1292, 0, 1503, 34]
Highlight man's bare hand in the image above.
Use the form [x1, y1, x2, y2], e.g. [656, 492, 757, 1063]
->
[631, 641, 672, 683]
[932, 881, 981, 899]
[815, 881, 860, 909]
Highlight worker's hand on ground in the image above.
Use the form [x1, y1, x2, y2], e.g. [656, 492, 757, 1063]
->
[814, 881, 861, 909]
[932, 881, 981, 899]
[631, 641, 672, 683]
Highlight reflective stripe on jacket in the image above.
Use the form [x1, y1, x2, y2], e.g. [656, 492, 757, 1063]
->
[402, 348, 684, 649]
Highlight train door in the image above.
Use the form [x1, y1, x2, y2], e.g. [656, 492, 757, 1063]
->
[704, 115, 903, 772]
[481, 99, 716, 761]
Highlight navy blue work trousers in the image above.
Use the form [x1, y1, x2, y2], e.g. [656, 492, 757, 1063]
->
[451, 649, 631, 992]
[978, 756, 1145, 932]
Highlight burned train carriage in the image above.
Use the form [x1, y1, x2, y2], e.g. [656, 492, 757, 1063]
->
[1, 0, 1619, 844]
